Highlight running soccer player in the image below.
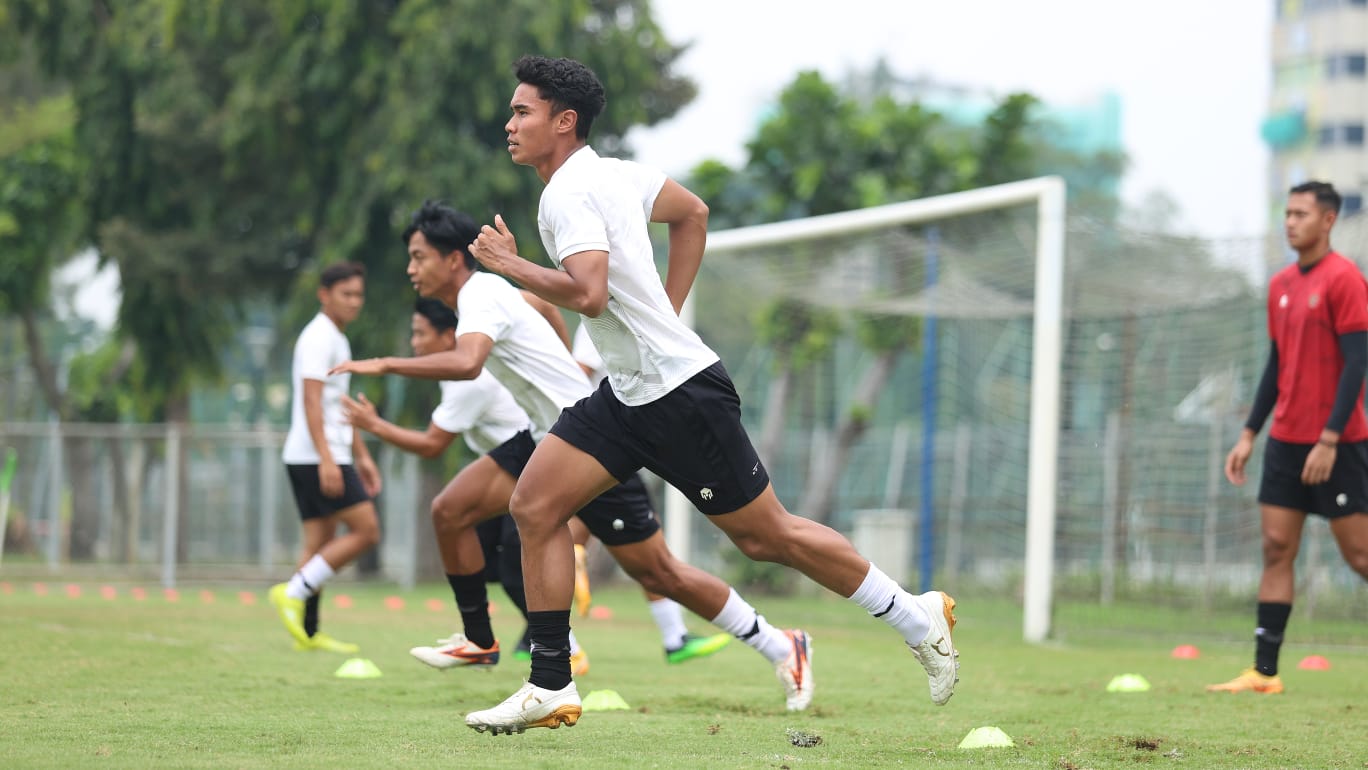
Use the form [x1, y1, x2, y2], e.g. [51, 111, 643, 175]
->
[460, 55, 957, 734]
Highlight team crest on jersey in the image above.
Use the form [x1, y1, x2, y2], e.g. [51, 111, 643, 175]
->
[1279, 294, 1289, 308]
[1308, 293, 1320, 308]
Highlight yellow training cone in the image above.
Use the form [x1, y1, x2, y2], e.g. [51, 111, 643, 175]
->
[581, 689, 631, 711]
[958, 726, 1015, 749]
[334, 658, 382, 679]
[1105, 674, 1151, 693]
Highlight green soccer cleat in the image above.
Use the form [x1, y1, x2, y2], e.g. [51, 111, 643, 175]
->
[666, 632, 732, 664]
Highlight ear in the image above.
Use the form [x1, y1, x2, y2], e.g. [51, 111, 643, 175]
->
[556, 108, 579, 137]
[316, 285, 328, 304]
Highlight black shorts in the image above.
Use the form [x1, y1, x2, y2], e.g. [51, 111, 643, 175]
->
[549, 361, 770, 515]
[1258, 437, 1368, 518]
[491, 429, 660, 547]
[285, 464, 372, 520]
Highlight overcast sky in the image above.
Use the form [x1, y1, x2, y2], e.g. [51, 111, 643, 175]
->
[628, 0, 1273, 238]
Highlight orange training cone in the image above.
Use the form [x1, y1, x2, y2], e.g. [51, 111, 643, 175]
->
[1298, 655, 1331, 671]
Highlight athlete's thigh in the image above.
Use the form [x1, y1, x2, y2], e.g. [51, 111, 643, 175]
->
[435, 455, 518, 522]
[1328, 511, 1368, 564]
[299, 517, 337, 554]
[515, 434, 620, 518]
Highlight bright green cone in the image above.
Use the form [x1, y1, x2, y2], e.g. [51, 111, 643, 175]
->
[581, 689, 631, 711]
[1105, 673, 1151, 693]
[334, 658, 382, 679]
[958, 726, 1015, 749]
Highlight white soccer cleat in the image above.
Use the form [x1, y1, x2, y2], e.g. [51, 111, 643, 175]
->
[908, 591, 959, 705]
[774, 629, 814, 711]
[464, 681, 582, 735]
[409, 632, 500, 670]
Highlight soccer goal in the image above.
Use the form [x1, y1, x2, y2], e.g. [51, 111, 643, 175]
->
[666, 177, 1066, 642]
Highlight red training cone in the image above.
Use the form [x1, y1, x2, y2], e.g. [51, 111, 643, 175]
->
[1297, 655, 1331, 671]
[1170, 644, 1200, 659]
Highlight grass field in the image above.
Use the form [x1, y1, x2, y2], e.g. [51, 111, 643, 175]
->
[3, 579, 1366, 769]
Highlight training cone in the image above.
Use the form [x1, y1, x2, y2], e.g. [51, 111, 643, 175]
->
[957, 726, 1015, 749]
[1170, 644, 1200, 659]
[1105, 674, 1152, 693]
[1297, 655, 1331, 671]
[581, 689, 631, 711]
[588, 605, 614, 620]
[334, 658, 383, 679]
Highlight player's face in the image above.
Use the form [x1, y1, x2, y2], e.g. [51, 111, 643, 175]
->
[407, 231, 455, 297]
[505, 82, 562, 166]
[319, 276, 364, 326]
[409, 313, 449, 357]
[1285, 192, 1335, 250]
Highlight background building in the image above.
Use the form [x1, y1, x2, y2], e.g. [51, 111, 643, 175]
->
[1265, 0, 1368, 222]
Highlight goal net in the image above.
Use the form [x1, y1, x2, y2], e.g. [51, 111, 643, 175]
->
[667, 177, 1368, 643]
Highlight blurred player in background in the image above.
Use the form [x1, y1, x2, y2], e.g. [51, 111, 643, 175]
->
[1213, 181, 1368, 694]
[269, 262, 382, 653]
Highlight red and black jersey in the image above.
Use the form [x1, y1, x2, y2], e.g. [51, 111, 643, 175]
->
[1267, 251, 1368, 443]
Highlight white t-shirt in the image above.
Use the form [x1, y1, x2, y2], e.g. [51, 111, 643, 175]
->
[455, 271, 594, 437]
[538, 145, 719, 406]
[571, 322, 605, 385]
[282, 313, 354, 464]
[431, 371, 531, 455]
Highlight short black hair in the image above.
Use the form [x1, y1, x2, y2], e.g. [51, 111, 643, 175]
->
[414, 296, 457, 332]
[319, 261, 366, 288]
[1290, 181, 1342, 214]
[401, 200, 480, 271]
[514, 55, 606, 140]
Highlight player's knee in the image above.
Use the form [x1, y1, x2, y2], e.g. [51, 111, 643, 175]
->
[1343, 548, 1368, 580]
[1261, 535, 1296, 566]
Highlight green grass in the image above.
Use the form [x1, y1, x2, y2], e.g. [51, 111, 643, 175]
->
[2, 581, 1366, 769]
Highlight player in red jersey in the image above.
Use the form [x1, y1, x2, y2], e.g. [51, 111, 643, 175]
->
[1211, 181, 1368, 694]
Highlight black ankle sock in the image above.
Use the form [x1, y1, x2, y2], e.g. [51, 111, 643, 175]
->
[304, 592, 321, 637]
[1254, 602, 1291, 676]
[448, 572, 494, 649]
[527, 610, 572, 691]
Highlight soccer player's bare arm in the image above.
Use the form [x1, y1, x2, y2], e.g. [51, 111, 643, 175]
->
[342, 392, 457, 459]
[469, 215, 609, 316]
[331, 335, 492, 382]
[351, 423, 383, 496]
[650, 179, 709, 315]
[302, 378, 342, 497]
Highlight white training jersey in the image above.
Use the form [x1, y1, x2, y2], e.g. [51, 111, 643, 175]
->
[571, 322, 606, 385]
[431, 371, 532, 456]
[455, 271, 594, 437]
[282, 313, 354, 465]
[537, 145, 719, 406]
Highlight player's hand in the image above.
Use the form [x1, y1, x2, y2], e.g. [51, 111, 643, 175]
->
[356, 453, 383, 497]
[1224, 433, 1255, 486]
[341, 392, 378, 430]
[469, 215, 520, 275]
[329, 358, 389, 377]
[1302, 442, 1336, 485]
[318, 459, 344, 498]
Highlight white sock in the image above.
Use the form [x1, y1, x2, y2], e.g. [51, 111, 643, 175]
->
[649, 598, 690, 650]
[286, 554, 335, 600]
[709, 587, 792, 664]
[849, 563, 931, 644]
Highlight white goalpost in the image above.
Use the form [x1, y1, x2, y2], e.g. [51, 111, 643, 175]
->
[667, 176, 1067, 643]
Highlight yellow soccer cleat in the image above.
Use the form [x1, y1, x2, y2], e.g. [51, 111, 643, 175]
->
[573, 544, 592, 617]
[294, 632, 360, 655]
[571, 647, 590, 677]
[268, 583, 310, 645]
[1206, 668, 1284, 694]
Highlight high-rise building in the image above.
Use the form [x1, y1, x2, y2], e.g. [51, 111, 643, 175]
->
[1265, 0, 1368, 221]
